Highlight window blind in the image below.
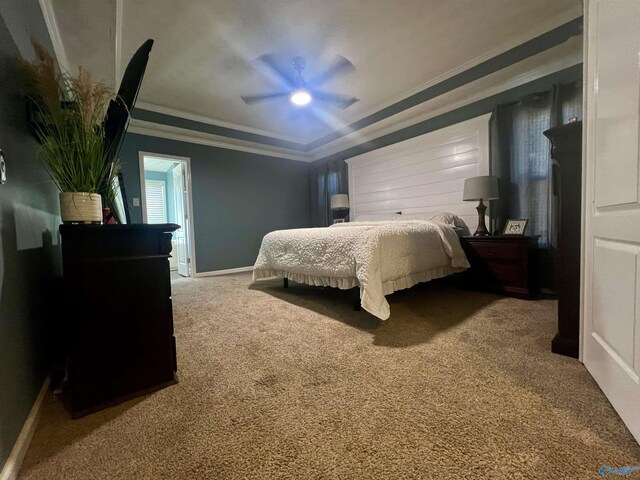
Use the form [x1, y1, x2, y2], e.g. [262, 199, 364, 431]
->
[145, 179, 167, 224]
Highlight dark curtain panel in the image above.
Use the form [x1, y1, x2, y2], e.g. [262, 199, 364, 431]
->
[310, 159, 348, 227]
[554, 80, 583, 125]
[490, 80, 582, 290]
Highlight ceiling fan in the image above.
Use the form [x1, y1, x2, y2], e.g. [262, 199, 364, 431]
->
[241, 55, 359, 109]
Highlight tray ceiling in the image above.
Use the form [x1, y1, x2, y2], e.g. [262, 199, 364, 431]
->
[51, 0, 581, 146]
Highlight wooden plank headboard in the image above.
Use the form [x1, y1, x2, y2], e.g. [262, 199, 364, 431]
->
[345, 114, 491, 229]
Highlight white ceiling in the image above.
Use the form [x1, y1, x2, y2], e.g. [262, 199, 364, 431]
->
[51, 0, 581, 146]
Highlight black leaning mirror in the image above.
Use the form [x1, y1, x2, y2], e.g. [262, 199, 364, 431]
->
[109, 171, 130, 224]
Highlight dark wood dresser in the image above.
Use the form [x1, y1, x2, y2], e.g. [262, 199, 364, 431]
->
[543, 121, 582, 358]
[60, 223, 180, 418]
[460, 235, 539, 299]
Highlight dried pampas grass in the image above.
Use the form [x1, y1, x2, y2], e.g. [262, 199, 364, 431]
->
[14, 37, 118, 196]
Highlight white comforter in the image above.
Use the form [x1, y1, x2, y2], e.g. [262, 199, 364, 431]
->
[252, 220, 470, 320]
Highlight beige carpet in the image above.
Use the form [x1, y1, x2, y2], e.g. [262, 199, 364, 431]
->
[18, 273, 640, 479]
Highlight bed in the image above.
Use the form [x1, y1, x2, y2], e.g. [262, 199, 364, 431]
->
[253, 114, 490, 320]
[252, 213, 470, 320]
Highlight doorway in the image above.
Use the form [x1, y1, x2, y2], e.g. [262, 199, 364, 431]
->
[139, 152, 195, 277]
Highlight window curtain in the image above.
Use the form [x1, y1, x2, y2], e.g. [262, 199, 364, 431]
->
[310, 159, 348, 227]
[490, 80, 582, 289]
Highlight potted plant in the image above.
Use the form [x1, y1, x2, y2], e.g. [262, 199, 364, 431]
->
[16, 39, 120, 224]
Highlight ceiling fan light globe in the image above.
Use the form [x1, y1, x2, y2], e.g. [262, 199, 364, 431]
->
[290, 89, 312, 106]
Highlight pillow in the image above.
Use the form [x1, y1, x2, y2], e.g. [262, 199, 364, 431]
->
[353, 213, 402, 222]
[430, 212, 470, 236]
[392, 212, 434, 222]
[429, 212, 465, 227]
[451, 226, 465, 236]
[394, 211, 468, 232]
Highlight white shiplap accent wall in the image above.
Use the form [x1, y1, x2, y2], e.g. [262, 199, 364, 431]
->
[346, 114, 491, 230]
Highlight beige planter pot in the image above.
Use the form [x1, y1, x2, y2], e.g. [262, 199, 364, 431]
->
[60, 192, 102, 224]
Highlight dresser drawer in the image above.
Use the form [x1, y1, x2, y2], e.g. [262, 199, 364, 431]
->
[465, 241, 521, 262]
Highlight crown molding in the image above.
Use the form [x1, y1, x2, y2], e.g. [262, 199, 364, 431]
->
[38, 0, 71, 73]
[134, 102, 309, 146]
[347, 6, 582, 125]
[37, 0, 583, 163]
[134, 8, 583, 155]
[34, 0, 311, 146]
[308, 40, 583, 161]
[114, 0, 123, 87]
[134, 42, 581, 165]
[128, 119, 314, 162]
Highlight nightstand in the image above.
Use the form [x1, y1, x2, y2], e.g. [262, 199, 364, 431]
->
[459, 235, 539, 299]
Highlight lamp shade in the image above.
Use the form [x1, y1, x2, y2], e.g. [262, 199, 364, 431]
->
[330, 194, 349, 210]
[463, 176, 499, 201]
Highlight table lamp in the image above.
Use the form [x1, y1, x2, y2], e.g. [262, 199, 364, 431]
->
[331, 194, 349, 222]
[463, 176, 499, 236]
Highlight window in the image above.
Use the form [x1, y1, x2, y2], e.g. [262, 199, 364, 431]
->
[510, 98, 552, 247]
[145, 179, 167, 224]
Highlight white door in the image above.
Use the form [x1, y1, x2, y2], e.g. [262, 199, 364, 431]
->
[173, 163, 190, 277]
[583, 0, 640, 443]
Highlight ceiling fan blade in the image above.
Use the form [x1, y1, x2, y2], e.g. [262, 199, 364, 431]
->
[311, 91, 359, 109]
[307, 55, 356, 88]
[241, 91, 290, 104]
[258, 54, 296, 87]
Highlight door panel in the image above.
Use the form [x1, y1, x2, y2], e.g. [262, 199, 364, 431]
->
[583, 0, 640, 443]
[181, 163, 192, 275]
[592, 240, 637, 367]
[593, 3, 640, 208]
[172, 163, 189, 277]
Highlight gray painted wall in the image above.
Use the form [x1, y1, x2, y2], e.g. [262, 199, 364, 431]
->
[119, 135, 311, 272]
[0, 8, 62, 472]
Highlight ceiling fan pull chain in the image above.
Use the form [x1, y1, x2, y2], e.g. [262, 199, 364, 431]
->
[292, 56, 306, 74]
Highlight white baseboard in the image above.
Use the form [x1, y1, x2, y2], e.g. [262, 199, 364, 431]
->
[0, 375, 50, 480]
[194, 266, 253, 277]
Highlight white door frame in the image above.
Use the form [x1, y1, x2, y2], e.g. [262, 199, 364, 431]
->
[579, 14, 587, 365]
[139, 151, 197, 277]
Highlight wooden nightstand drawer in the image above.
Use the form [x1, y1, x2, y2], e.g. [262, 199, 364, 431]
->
[464, 242, 520, 261]
[460, 235, 539, 299]
[486, 262, 523, 285]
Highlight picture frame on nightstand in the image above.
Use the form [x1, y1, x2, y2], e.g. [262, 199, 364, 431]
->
[503, 219, 529, 235]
